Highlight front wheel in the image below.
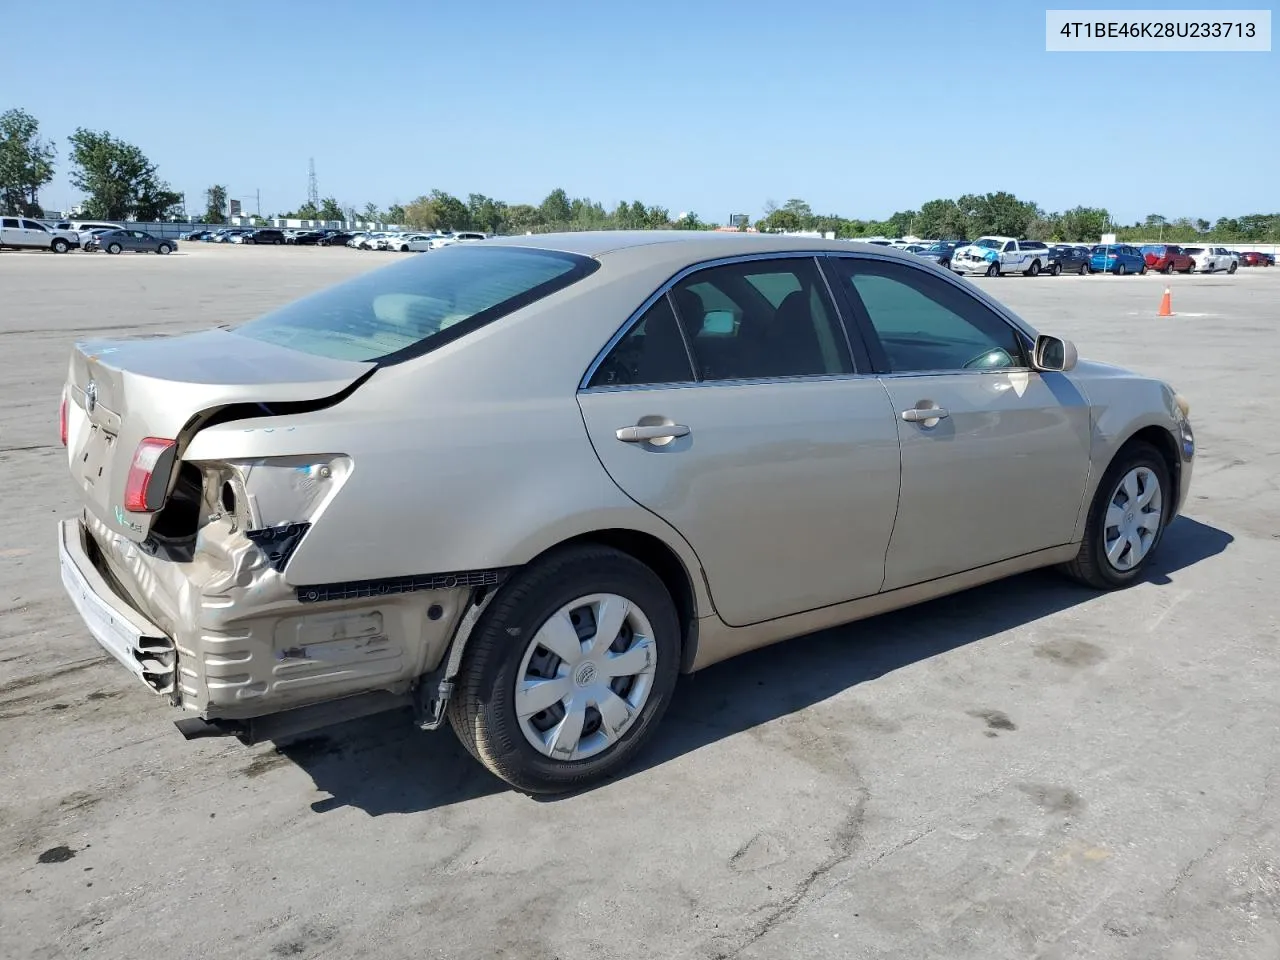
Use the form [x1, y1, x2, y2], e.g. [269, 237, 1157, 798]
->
[51, 238, 70, 254]
[1163, 262, 1174, 274]
[448, 545, 680, 794]
[986, 262, 1000, 277]
[1060, 442, 1170, 589]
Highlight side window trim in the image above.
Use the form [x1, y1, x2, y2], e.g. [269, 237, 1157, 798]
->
[579, 251, 867, 391]
[822, 253, 1034, 376]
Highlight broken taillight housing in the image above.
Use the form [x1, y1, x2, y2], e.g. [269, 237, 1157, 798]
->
[124, 437, 177, 513]
[59, 394, 67, 446]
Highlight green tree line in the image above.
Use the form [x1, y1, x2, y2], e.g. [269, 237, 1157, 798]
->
[4, 105, 1277, 243]
[755, 196, 1280, 244]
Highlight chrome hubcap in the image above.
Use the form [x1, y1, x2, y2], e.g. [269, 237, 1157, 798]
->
[1104, 467, 1163, 571]
[515, 594, 657, 761]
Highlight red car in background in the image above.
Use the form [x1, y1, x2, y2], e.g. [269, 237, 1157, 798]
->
[1139, 244, 1195, 274]
[1239, 251, 1275, 267]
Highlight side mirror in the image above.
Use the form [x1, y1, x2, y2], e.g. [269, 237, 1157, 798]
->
[1033, 335, 1077, 372]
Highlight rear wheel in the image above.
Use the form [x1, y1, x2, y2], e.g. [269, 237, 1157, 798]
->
[1080, 262, 1090, 275]
[1024, 260, 1041, 277]
[157, 243, 171, 255]
[1139, 264, 1148, 275]
[107, 243, 122, 255]
[1060, 441, 1170, 590]
[448, 545, 681, 794]
[1050, 262, 1062, 276]
[1228, 261, 1238, 274]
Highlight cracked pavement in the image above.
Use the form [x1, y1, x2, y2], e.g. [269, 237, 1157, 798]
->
[2, 246, 1277, 959]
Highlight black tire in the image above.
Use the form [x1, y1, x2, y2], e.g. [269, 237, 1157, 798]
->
[1229, 261, 1238, 274]
[274, 239, 282, 245]
[51, 238, 69, 254]
[447, 545, 681, 794]
[1060, 440, 1171, 590]
[1050, 262, 1062, 276]
[1115, 263, 1126, 275]
[940, 258, 950, 269]
[1139, 264, 1148, 275]
[1080, 262, 1090, 275]
[157, 243, 171, 255]
[107, 243, 122, 255]
[1163, 262, 1174, 274]
[1025, 260, 1041, 277]
[986, 262, 1000, 277]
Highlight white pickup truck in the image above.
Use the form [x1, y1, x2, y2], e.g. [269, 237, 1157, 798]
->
[0, 216, 81, 253]
[951, 236, 1051, 277]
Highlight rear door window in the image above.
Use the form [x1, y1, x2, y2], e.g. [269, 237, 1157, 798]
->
[669, 258, 852, 381]
[587, 296, 693, 388]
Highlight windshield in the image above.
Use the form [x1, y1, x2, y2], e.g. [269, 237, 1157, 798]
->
[234, 245, 597, 364]
[972, 238, 1001, 250]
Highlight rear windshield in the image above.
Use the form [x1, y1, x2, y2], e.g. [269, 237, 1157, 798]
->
[234, 245, 597, 364]
[1183, 247, 1204, 254]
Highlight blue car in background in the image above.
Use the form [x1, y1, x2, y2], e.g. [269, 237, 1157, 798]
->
[1090, 244, 1148, 275]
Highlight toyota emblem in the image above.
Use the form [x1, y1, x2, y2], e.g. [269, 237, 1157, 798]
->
[85, 380, 97, 414]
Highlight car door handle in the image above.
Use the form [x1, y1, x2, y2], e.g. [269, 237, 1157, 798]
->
[615, 424, 690, 442]
[901, 407, 949, 423]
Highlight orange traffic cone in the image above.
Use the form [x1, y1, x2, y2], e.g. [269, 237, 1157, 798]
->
[1158, 287, 1173, 317]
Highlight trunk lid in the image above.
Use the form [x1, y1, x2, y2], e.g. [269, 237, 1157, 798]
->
[65, 328, 374, 541]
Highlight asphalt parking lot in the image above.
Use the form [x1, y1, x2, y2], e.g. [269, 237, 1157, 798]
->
[2, 244, 1278, 960]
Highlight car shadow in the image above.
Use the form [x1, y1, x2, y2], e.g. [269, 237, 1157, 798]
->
[279, 516, 1231, 813]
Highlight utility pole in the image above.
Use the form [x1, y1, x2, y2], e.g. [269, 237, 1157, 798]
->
[307, 158, 319, 209]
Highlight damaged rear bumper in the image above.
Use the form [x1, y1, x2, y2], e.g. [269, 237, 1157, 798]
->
[58, 511, 489, 730]
[59, 518, 177, 692]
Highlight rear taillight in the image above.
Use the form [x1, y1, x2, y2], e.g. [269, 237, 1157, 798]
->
[124, 438, 177, 513]
[59, 395, 68, 446]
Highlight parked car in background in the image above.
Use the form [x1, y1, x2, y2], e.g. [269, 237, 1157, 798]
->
[319, 231, 354, 246]
[1238, 251, 1274, 267]
[56, 220, 123, 247]
[915, 241, 963, 269]
[1049, 244, 1092, 275]
[181, 230, 212, 241]
[290, 231, 325, 245]
[0, 216, 81, 252]
[94, 229, 176, 255]
[245, 228, 286, 245]
[390, 233, 436, 252]
[1139, 244, 1195, 274]
[952, 236, 1049, 276]
[81, 228, 121, 251]
[428, 231, 488, 250]
[1182, 246, 1235, 273]
[56, 233, 1196, 793]
[1090, 244, 1147, 275]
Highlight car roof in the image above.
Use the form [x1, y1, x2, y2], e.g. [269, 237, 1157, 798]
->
[482, 229, 935, 270]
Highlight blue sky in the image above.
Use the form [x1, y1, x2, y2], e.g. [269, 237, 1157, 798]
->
[8, 1, 1275, 223]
